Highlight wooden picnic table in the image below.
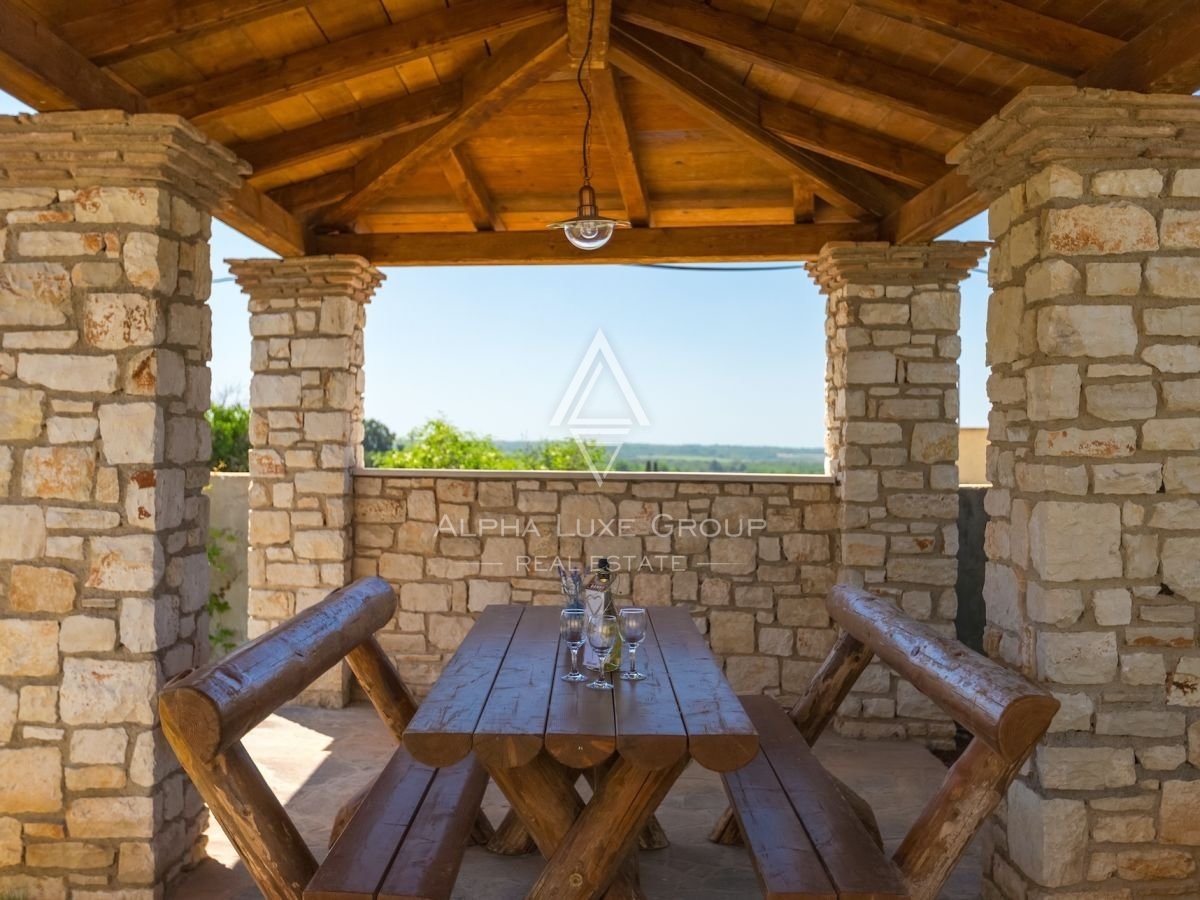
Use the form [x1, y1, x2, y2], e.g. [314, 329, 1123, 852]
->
[401, 603, 759, 900]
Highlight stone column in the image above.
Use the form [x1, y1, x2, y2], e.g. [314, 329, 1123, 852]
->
[0, 112, 243, 896]
[809, 241, 985, 746]
[229, 257, 383, 707]
[955, 86, 1200, 896]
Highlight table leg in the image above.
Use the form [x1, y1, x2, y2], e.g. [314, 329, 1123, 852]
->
[487, 808, 537, 855]
[583, 762, 670, 851]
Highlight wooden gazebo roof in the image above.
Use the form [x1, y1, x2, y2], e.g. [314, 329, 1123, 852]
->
[1, 0, 1197, 265]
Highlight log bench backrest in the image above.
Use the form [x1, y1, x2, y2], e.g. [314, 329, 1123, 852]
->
[790, 585, 1060, 900]
[159, 576, 417, 900]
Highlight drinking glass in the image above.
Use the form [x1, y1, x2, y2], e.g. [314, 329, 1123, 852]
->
[560, 609, 587, 682]
[618, 608, 647, 681]
[585, 615, 618, 690]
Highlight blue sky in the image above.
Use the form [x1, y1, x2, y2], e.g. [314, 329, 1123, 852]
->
[2, 90, 989, 447]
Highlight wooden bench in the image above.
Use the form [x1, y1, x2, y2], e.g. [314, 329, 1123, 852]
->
[713, 585, 1060, 900]
[159, 576, 492, 900]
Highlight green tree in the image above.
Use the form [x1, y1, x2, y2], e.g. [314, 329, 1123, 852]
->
[512, 438, 608, 471]
[371, 418, 609, 472]
[362, 417, 399, 465]
[207, 402, 250, 471]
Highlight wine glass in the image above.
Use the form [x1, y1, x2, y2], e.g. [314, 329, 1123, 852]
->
[560, 609, 586, 682]
[585, 615, 618, 691]
[618, 608, 647, 681]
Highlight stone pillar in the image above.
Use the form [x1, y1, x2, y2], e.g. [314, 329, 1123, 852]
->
[955, 86, 1200, 896]
[0, 112, 243, 896]
[229, 257, 383, 707]
[809, 241, 985, 746]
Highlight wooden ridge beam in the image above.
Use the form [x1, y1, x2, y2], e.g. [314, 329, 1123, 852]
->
[0, 0, 306, 256]
[442, 146, 502, 231]
[1079, 5, 1200, 93]
[609, 26, 908, 219]
[591, 67, 649, 227]
[613, 0, 996, 134]
[234, 82, 462, 182]
[319, 22, 567, 225]
[569, 0, 614, 67]
[312, 223, 880, 266]
[149, 0, 562, 125]
[760, 100, 950, 189]
[855, 0, 1119, 78]
[60, 0, 314, 67]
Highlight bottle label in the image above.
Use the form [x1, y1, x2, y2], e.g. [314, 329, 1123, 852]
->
[582, 588, 606, 670]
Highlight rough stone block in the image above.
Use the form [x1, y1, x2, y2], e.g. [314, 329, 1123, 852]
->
[0, 748, 62, 813]
[1006, 780, 1087, 888]
[1036, 631, 1118, 685]
[59, 659, 156, 726]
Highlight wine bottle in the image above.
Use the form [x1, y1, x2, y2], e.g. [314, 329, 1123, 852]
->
[582, 559, 622, 673]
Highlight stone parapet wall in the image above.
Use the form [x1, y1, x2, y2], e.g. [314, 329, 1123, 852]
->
[349, 470, 956, 745]
[956, 87, 1200, 897]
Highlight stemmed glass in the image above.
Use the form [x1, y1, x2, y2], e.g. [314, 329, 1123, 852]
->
[585, 615, 618, 691]
[618, 608, 647, 681]
[560, 609, 587, 682]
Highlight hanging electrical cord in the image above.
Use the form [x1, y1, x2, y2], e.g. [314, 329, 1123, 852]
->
[575, 1, 595, 189]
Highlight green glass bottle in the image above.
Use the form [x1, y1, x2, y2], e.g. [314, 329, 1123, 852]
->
[582, 560, 622, 673]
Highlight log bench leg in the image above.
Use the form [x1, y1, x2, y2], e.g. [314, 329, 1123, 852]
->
[708, 808, 743, 846]
[487, 808, 537, 855]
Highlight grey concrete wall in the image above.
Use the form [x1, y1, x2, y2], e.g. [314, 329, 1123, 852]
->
[208, 473, 249, 654]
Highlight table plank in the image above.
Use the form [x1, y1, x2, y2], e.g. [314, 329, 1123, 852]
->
[613, 627, 687, 769]
[545, 635, 617, 769]
[648, 607, 758, 771]
[473, 606, 561, 768]
[404, 604, 524, 767]
[305, 747, 436, 900]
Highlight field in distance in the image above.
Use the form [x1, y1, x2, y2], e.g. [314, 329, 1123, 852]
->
[497, 441, 826, 475]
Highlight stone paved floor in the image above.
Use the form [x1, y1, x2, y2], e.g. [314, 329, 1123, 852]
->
[170, 704, 981, 899]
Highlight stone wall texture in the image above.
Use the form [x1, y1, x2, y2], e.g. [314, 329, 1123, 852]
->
[0, 113, 242, 898]
[957, 86, 1200, 897]
[232, 257, 383, 707]
[811, 241, 986, 745]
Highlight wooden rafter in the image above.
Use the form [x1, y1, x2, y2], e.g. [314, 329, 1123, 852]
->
[149, 0, 561, 125]
[317, 22, 567, 225]
[569, 0, 614, 67]
[0, 0, 305, 257]
[855, 0, 1120, 78]
[313, 222, 879, 266]
[609, 26, 909, 219]
[613, 0, 995, 134]
[233, 83, 462, 182]
[760, 100, 950, 190]
[442, 146, 502, 232]
[880, 173, 984, 244]
[591, 67, 649, 227]
[1079, 4, 1200, 93]
[59, 0, 314, 67]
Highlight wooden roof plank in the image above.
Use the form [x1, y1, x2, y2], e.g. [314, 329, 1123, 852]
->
[1078, 4, 1200, 93]
[609, 26, 908, 219]
[235, 82, 462, 182]
[760, 99, 951, 189]
[319, 21, 568, 224]
[442, 145, 502, 231]
[854, 0, 1121, 77]
[312, 222, 880, 265]
[149, 0, 562, 125]
[60, 0, 315, 68]
[569, 0, 614, 68]
[614, 0, 998, 134]
[592, 67, 650, 227]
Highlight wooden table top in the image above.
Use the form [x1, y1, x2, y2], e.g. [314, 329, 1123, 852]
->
[403, 605, 759, 773]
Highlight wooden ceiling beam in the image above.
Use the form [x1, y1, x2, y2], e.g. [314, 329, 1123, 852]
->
[569, 0, 613, 67]
[609, 26, 908, 219]
[855, 0, 1119, 78]
[1078, 5, 1200, 93]
[613, 0, 995, 134]
[234, 82, 462, 182]
[442, 146, 502, 231]
[0, 0, 306, 257]
[591, 67, 649, 227]
[149, 0, 562, 125]
[760, 100, 950, 190]
[317, 22, 567, 225]
[880, 172, 984, 244]
[313, 222, 879, 266]
[59, 0, 314, 67]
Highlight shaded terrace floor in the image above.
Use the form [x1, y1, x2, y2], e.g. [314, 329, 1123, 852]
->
[170, 704, 981, 899]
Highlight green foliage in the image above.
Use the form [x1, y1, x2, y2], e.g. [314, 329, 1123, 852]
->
[363, 417, 400, 465]
[207, 402, 250, 472]
[206, 528, 239, 655]
[372, 418, 607, 472]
